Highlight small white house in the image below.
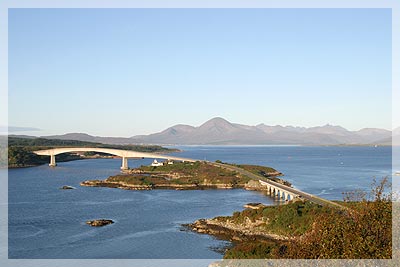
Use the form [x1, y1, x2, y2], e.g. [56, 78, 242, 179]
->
[167, 160, 174, 165]
[151, 159, 163, 167]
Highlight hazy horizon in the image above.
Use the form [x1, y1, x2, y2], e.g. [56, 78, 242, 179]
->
[4, 116, 397, 138]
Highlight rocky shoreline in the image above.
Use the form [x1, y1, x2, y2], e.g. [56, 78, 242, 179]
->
[80, 179, 251, 190]
[79, 176, 288, 191]
[186, 216, 289, 243]
[86, 219, 114, 227]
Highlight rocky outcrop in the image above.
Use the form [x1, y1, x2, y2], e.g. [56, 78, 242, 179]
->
[187, 217, 289, 242]
[243, 203, 266, 209]
[80, 180, 153, 190]
[244, 180, 264, 190]
[60, 185, 75, 190]
[244, 178, 291, 190]
[80, 179, 248, 190]
[86, 219, 114, 227]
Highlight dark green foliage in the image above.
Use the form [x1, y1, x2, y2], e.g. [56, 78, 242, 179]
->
[7, 146, 81, 167]
[232, 164, 279, 176]
[8, 147, 48, 167]
[224, 241, 279, 259]
[8, 137, 178, 153]
[8, 137, 99, 147]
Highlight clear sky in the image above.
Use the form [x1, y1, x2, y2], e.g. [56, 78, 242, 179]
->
[8, 8, 392, 137]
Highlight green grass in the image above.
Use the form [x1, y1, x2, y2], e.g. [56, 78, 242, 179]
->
[232, 164, 279, 176]
[107, 161, 258, 186]
[216, 201, 330, 237]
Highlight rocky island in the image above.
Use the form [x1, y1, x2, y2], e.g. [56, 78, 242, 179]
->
[86, 219, 114, 227]
[60, 185, 75, 190]
[80, 161, 287, 191]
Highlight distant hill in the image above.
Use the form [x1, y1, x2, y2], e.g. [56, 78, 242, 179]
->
[34, 133, 139, 145]
[375, 126, 400, 146]
[129, 117, 393, 145]
[395, 127, 400, 145]
[9, 117, 395, 145]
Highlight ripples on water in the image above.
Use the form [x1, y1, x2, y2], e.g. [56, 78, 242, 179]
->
[8, 146, 393, 259]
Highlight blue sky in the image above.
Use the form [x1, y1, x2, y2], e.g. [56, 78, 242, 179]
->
[8, 8, 392, 136]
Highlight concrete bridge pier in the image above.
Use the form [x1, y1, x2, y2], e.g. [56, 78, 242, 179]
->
[49, 154, 56, 167]
[265, 185, 271, 195]
[269, 187, 274, 196]
[121, 157, 129, 170]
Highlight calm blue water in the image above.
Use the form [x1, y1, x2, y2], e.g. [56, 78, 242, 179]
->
[169, 146, 394, 200]
[8, 146, 393, 259]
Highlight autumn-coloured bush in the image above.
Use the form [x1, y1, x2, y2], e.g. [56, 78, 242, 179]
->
[278, 177, 392, 259]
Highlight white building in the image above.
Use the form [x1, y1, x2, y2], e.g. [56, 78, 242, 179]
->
[151, 159, 164, 167]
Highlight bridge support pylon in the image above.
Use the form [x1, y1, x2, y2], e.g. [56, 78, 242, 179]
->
[121, 157, 129, 170]
[49, 154, 57, 167]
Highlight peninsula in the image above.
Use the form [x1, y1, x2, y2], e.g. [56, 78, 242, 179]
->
[186, 187, 392, 259]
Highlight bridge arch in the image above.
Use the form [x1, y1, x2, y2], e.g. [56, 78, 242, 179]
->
[33, 147, 196, 170]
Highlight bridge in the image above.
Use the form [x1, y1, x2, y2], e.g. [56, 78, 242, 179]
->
[258, 179, 299, 201]
[210, 161, 346, 210]
[33, 147, 196, 170]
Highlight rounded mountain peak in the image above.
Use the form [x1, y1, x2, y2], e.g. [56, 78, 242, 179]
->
[199, 117, 233, 128]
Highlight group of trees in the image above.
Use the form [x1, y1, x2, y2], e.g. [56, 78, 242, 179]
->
[8, 146, 48, 167]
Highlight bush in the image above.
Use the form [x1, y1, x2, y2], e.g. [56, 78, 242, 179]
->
[278, 177, 392, 259]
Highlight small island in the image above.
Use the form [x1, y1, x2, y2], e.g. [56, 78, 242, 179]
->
[86, 219, 114, 227]
[80, 161, 287, 191]
[60, 185, 75, 190]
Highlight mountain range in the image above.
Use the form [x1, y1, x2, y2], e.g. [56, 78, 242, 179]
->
[11, 117, 399, 146]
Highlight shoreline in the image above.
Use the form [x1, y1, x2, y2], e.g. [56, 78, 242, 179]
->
[185, 217, 290, 243]
[80, 179, 267, 191]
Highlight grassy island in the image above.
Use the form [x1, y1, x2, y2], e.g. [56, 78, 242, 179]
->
[80, 161, 285, 190]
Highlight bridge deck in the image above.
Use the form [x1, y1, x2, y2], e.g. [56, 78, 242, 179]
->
[33, 147, 197, 162]
[210, 162, 347, 210]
